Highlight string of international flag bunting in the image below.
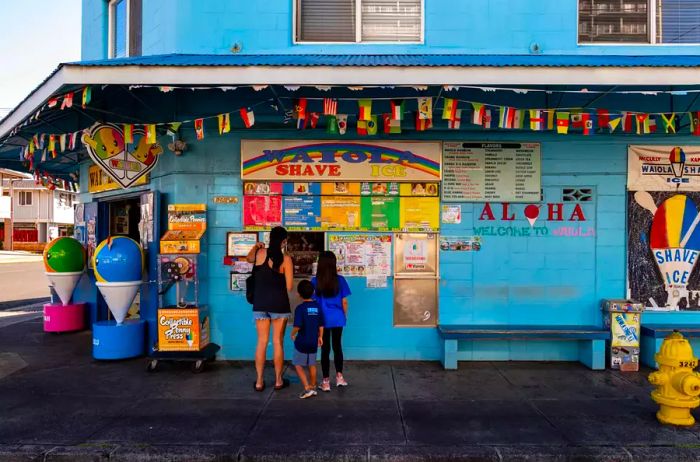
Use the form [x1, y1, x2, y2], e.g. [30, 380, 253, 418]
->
[10, 84, 700, 191]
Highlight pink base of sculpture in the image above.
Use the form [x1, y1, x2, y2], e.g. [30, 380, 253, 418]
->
[43, 303, 85, 333]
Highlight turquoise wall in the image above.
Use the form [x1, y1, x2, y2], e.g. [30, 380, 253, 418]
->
[79, 126, 700, 361]
[81, 0, 700, 60]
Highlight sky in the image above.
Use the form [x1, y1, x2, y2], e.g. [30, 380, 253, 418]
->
[0, 0, 82, 118]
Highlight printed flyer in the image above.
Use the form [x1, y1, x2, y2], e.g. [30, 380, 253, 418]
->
[328, 234, 392, 276]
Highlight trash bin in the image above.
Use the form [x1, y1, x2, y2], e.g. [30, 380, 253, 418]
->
[602, 299, 644, 372]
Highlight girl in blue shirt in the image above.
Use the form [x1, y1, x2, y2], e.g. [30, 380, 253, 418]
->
[312, 250, 351, 391]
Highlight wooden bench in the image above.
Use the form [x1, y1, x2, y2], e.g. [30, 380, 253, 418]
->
[438, 325, 610, 370]
[640, 325, 700, 368]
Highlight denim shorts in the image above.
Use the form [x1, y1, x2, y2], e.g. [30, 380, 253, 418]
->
[293, 349, 317, 366]
[253, 311, 291, 321]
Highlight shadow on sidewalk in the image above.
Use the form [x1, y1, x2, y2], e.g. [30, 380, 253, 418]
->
[1, 317, 700, 461]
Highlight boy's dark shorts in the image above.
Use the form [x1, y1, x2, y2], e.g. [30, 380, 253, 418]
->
[293, 349, 317, 366]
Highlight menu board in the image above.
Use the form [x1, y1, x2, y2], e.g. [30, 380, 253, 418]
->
[243, 181, 439, 232]
[442, 142, 540, 202]
[400, 197, 440, 232]
[283, 196, 322, 229]
[243, 196, 282, 229]
[321, 196, 362, 230]
[361, 196, 400, 230]
[328, 234, 392, 276]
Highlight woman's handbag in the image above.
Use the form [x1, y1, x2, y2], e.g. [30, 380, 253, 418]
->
[245, 248, 259, 304]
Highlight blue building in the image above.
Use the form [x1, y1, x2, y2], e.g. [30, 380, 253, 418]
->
[2, 0, 700, 368]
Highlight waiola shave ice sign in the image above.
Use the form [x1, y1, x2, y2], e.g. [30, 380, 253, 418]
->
[240, 140, 441, 182]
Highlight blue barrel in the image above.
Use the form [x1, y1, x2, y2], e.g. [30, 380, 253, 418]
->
[92, 319, 146, 360]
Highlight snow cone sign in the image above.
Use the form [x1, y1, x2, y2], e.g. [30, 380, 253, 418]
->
[82, 123, 161, 189]
[650, 195, 700, 310]
[628, 146, 700, 191]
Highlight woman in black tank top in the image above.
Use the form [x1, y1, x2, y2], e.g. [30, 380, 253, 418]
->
[246, 226, 293, 391]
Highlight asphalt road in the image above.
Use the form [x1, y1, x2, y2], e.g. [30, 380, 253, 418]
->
[0, 258, 50, 304]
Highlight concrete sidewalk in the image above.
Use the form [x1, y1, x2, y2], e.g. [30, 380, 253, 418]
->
[1, 318, 700, 461]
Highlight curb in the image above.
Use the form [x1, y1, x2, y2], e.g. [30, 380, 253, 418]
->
[2, 444, 700, 462]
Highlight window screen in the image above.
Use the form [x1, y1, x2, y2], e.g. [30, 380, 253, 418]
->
[112, 0, 127, 58]
[578, 0, 649, 43]
[656, 0, 700, 43]
[297, 0, 357, 42]
[361, 0, 422, 42]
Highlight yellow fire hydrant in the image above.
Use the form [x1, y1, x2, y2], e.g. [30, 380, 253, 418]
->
[648, 331, 700, 426]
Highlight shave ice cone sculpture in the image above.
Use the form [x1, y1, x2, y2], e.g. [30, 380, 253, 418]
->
[42, 237, 86, 332]
[93, 236, 144, 324]
[650, 195, 700, 310]
[670, 147, 686, 179]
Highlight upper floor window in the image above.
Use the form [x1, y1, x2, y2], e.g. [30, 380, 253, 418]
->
[579, 0, 700, 44]
[58, 193, 73, 208]
[18, 191, 32, 206]
[108, 0, 142, 58]
[295, 0, 423, 43]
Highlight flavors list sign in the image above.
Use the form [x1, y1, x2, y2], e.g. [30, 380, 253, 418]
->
[442, 142, 541, 202]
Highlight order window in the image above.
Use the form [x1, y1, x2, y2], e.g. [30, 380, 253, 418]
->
[295, 0, 422, 43]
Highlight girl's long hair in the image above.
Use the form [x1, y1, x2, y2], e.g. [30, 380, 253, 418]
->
[267, 226, 287, 271]
[316, 250, 339, 297]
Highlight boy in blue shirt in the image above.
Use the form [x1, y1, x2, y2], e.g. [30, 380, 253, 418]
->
[290, 280, 324, 399]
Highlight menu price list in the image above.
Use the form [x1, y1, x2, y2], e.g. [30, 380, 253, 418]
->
[442, 142, 540, 203]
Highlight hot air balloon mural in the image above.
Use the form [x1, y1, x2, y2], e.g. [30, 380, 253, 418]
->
[650, 195, 700, 310]
[42, 237, 86, 332]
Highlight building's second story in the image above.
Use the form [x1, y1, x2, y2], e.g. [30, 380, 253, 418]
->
[81, 0, 700, 60]
[0, 170, 77, 224]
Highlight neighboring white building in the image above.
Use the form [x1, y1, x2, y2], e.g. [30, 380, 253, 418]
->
[0, 168, 77, 247]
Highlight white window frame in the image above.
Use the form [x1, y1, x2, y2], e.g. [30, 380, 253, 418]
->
[18, 191, 32, 206]
[108, 0, 130, 58]
[293, 0, 425, 45]
[578, 0, 700, 45]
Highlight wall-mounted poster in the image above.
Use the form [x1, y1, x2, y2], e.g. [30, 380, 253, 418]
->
[327, 234, 392, 277]
[241, 140, 441, 182]
[441, 205, 462, 224]
[400, 197, 440, 232]
[243, 196, 282, 229]
[227, 232, 258, 257]
[321, 196, 361, 230]
[628, 190, 700, 311]
[628, 145, 700, 191]
[440, 236, 482, 251]
[442, 142, 540, 202]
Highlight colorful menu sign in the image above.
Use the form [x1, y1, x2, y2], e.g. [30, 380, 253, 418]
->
[243, 196, 282, 229]
[321, 196, 361, 230]
[442, 142, 540, 202]
[241, 140, 441, 182]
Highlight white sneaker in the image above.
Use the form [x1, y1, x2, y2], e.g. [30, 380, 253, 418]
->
[335, 373, 348, 387]
[319, 378, 331, 392]
[300, 389, 316, 399]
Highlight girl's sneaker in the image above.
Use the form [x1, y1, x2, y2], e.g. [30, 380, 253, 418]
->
[319, 378, 331, 392]
[335, 373, 348, 387]
[299, 389, 317, 399]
